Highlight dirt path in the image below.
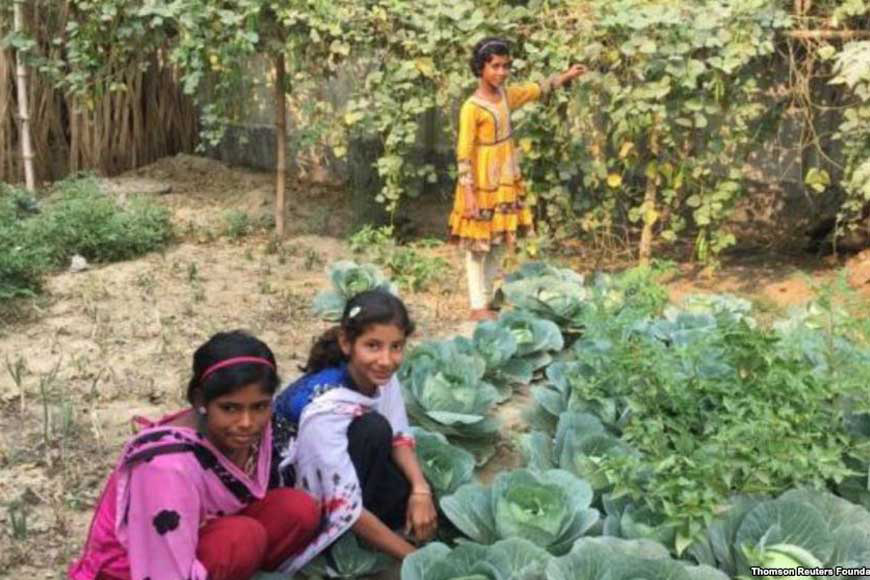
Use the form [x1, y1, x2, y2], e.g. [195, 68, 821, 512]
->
[1, 154, 863, 578]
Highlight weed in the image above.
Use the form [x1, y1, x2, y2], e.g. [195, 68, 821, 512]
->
[5, 354, 26, 391]
[37, 360, 74, 467]
[6, 499, 29, 540]
[265, 237, 280, 255]
[223, 209, 251, 239]
[5, 354, 27, 411]
[134, 271, 156, 296]
[187, 262, 199, 283]
[303, 247, 324, 271]
[191, 282, 206, 303]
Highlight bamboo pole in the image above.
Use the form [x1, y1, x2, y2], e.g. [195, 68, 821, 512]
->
[785, 30, 870, 40]
[274, 52, 287, 238]
[13, 0, 35, 190]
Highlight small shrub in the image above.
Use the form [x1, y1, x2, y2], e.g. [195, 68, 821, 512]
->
[0, 186, 50, 299]
[348, 224, 394, 253]
[28, 177, 172, 263]
[223, 209, 251, 239]
[383, 247, 448, 292]
[0, 178, 172, 301]
[348, 224, 448, 292]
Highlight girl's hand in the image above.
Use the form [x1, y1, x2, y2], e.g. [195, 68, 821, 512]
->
[463, 189, 480, 219]
[405, 490, 438, 543]
[558, 64, 587, 87]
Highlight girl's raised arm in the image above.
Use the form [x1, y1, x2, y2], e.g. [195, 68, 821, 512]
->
[507, 64, 587, 109]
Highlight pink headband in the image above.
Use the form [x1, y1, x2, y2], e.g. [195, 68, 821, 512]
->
[478, 40, 508, 54]
[200, 356, 276, 382]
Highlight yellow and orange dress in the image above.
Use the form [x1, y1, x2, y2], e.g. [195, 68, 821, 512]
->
[448, 81, 552, 253]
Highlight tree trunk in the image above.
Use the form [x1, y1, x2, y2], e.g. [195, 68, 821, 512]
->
[13, 0, 35, 191]
[638, 122, 660, 267]
[274, 53, 287, 238]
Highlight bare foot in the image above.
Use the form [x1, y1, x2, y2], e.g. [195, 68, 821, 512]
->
[469, 309, 498, 321]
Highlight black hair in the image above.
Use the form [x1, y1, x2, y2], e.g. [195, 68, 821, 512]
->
[470, 37, 511, 77]
[303, 290, 415, 374]
[187, 330, 281, 406]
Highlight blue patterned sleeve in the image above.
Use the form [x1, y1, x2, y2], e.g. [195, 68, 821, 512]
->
[274, 367, 346, 424]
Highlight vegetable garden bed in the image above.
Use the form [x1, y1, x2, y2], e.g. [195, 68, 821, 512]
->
[307, 260, 870, 579]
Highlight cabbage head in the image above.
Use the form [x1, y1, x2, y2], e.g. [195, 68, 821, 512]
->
[440, 468, 599, 555]
[401, 538, 551, 580]
[411, 427, 475, 497]
[501, 275, 590, 331]
[688, 490, 870, 579]
[399, 339, 500, 463]
[312, 260, 397, 321]
[497, 310, 563, 368]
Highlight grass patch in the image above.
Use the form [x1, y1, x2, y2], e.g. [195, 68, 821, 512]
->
[0, 177, 172, 300]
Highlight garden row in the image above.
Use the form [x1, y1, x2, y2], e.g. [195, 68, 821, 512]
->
[305, 260, 870, 579]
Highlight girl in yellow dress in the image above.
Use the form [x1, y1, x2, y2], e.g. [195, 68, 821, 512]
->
[448, 37, 586, 320]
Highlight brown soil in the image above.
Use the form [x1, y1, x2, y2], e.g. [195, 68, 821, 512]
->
[0, 154, 861, 578]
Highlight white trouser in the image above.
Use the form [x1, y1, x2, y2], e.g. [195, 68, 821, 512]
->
[465, 247, 504, 310]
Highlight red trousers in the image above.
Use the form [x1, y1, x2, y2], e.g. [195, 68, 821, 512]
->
[196, 488, 320, 580]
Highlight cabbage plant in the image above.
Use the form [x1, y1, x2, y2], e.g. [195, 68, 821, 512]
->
[472, 312, 564, 399]
[504, 261, 586, 285]
[599, 494, 678, 549]
[502, 263, 663, 332]
[399, 339, 500, 463]
[440, 469, 599, 555]
[312, 260, 398, 321]
[472, 321, 521, 402]
[521, 411, 635, 492]
[546, 537, 729, 580]
[532, 360, 632, 431]
[411, 427, 475, 497]
[667, 293, 756, 327]
[302, 531, 393, 578]
[501, 275, 590, 331]
[401, 538, 551, 580]
[497, 310, 564, 370]
[688, 489, 870, 579]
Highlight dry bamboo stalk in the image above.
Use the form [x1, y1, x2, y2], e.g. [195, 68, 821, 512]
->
[274, 53, 287, 238]
[13, 0, 36, 190]
[0, 49, 13, 180]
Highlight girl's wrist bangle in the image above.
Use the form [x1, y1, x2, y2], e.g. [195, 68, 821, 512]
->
[411, 488, 432, 496]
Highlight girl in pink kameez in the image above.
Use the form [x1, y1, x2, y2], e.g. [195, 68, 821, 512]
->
[69, 330, 320, 580]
